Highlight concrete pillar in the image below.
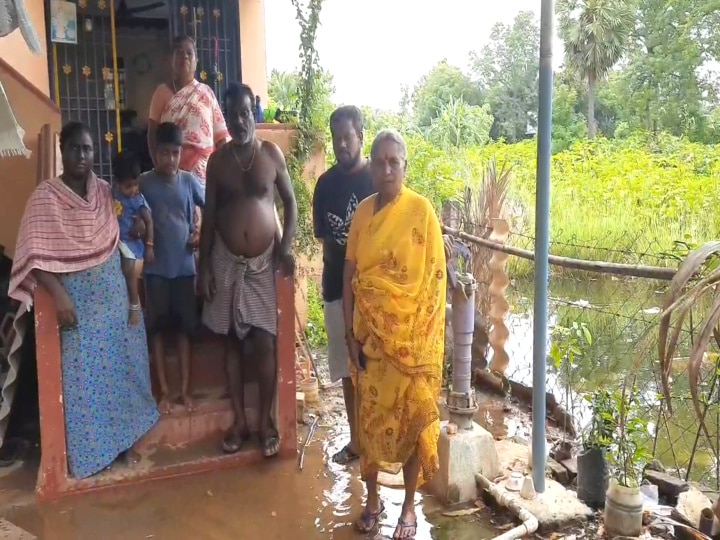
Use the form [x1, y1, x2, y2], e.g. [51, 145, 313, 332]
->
[239, 0, 268, 103]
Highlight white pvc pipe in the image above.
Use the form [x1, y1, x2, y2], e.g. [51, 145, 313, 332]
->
[476, 473, 539, 540]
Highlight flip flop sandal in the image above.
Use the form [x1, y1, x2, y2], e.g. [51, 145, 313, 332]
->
[393, 518, 417, 539]
[222, 429, 250, 454]
[355, 502, 385, 533]
[332, 443, 359, 465]
[262, 428, 281, 458]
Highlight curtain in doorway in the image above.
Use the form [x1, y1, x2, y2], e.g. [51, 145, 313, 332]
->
[0, 0, 41, 53]
[0, 78, 28, 158]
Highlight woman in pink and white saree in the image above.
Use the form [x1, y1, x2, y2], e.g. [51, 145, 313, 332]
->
[148, 35, 230, 183]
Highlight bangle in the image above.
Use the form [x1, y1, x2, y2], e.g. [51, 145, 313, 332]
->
[145, 241, 154, 247]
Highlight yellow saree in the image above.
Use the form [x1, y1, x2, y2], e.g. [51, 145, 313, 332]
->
[346, 186, 447, 486]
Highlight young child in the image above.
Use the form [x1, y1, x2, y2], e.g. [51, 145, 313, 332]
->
[113, 151, 154, 326]
[140, 122, 205, 413]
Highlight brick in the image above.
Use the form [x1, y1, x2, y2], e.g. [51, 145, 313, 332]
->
[644, 470, 689, 500]
[547, 457, 570, 485]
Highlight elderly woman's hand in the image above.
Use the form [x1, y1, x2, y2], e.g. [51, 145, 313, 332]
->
[347, 334, 365, 371]
[130, 216, 146, 240]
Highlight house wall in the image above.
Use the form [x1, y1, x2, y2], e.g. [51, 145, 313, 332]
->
[1, 1, 50, 97]
[0, 0, 270, 258]
[0, 60, 61, 257]
[239, 0, 268, 103]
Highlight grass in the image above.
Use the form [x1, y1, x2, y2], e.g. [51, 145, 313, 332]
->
[465, 133, 720, 278]
[305, 279, 328, 349]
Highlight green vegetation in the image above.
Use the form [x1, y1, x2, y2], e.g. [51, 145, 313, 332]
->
[363, 132, 720, 277]
[305, 279, 327, 349]
[280, 0, 720, 363]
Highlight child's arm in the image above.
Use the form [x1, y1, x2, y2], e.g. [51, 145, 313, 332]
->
[138, 197, 154, 262]
[139, 207, 153, 245]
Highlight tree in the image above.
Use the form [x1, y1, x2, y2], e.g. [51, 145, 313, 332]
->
[552, 74, 587, 152]
[613, 0, 719, 138]
[426, 98, 493, 149]
[557, 0, 635, 138]
[268, 68, 335, 120]
[411, 60, 482, 128]
[469, 11, 540, 142]
[268, 69, 299, 110]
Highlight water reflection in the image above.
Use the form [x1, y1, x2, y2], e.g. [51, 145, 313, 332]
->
[499, 277, 717, 485]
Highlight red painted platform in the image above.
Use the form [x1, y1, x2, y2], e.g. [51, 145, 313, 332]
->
[33, 271, 296, 501]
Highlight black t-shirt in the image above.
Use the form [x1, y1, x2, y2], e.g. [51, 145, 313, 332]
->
[312, 162, 376, 302]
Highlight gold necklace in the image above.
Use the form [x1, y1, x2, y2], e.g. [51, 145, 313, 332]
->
[231, 142, 256, 172]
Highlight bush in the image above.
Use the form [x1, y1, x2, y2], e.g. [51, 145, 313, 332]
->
[305, 279, 327, 349]
[477, 133, 720, 275]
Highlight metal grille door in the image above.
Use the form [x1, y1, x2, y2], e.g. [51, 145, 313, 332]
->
[48, 0, 122, 180]
[166, 0, 241, 104]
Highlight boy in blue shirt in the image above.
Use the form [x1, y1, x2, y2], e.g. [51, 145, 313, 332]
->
[113, 151, 154, 326]
[140, 122, 205, 413]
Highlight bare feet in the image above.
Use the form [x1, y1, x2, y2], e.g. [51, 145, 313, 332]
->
[158, 393, 172, 414]
[182, 393, 196, 413]
[128, 309, 140, 326]
[393, 506, 417, 539]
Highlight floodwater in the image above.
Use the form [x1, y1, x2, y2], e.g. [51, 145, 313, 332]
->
[503, 277, 718, 485]
[0, 406, 507, 540]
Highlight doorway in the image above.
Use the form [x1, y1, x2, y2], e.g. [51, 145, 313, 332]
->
[46, 0, 240, 180]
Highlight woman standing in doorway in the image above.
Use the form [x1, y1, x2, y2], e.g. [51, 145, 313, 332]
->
[9, 122, 159, 479]
[147, 35, 230, 182]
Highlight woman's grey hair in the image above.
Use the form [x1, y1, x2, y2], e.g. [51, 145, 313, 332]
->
[370, 129, 407, 160]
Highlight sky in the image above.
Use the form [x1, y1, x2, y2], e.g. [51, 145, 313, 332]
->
[264, 0, 564, 111]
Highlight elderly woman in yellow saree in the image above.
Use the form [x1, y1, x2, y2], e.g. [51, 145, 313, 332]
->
[343, 129, 447, 539]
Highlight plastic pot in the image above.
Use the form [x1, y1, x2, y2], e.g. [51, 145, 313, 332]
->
[576, 447, 608, 508]
[604, 479, 643, 537]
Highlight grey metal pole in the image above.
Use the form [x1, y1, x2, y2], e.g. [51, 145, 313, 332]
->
[531, 0, 554, 493]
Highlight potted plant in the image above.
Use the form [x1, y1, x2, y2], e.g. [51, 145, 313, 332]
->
[604, 377, 652, 537]
[576, 388, 615, 508]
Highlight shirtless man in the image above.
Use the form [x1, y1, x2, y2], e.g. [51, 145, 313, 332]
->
[199, 83, 297, 458]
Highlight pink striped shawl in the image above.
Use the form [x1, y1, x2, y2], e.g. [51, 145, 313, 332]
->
[9, 174, 119, 307]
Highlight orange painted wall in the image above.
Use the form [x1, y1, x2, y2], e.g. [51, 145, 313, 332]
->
[0, 2, 50, 97]
[256, 124, 325, 328]
[239, 0, 268, 103]
[0, 61, 61, 257]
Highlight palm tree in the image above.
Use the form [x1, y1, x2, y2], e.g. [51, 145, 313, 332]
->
[557, 0, 635, 138]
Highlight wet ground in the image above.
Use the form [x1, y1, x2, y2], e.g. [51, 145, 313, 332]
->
[0, 386, 524, 540]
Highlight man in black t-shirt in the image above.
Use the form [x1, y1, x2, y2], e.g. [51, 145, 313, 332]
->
[312, 106, 376, 465]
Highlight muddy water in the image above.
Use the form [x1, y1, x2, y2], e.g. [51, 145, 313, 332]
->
[2, 424, 501, 539]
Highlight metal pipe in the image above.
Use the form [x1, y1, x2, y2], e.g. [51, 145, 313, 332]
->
[476, 473, 539, 540]
[451, 277, 475, 395]
[298, 414, 318, 470]
[531, 0, 555, 494]
[446, 273, 478, 430]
